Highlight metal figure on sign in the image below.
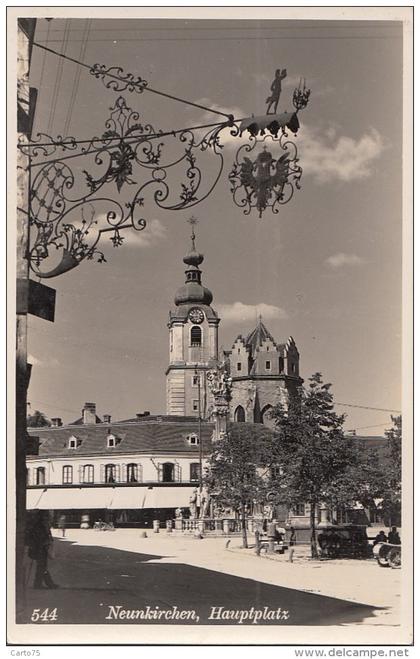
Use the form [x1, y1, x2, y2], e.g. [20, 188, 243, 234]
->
[266, 68, 287, 115]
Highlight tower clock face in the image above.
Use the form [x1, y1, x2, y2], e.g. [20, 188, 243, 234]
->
[189, 308, 204, 324]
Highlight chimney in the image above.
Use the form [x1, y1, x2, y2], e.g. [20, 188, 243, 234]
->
[82, 402, 97, 424]
[103, 414, 111, 424]
[51, 417, 62, 427]
[136, 411, 150, 419]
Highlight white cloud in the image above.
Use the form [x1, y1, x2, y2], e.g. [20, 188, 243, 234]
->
[103, 218, 167, 249]
[299, 125, 385, 183]
[216, 302, 288, 323]
[325, 253, 365, 269]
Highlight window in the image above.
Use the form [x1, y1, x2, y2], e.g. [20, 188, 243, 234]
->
[237, 348, 240, 354]
[162, 462, 174, 483]
[192, 375, 199, 386]
[62, 465, 73, 484]
[190, 463, 200, 482]
[292, 503, 306, 516]
[279, 357, 284, 373]
[190, 325, 202, 347]
[234, 405, 245, 422]
[187, 433, 199, 446]
[68, 436, 77, 449]
[82, 464, 94, 484]
[237, 362, 242, 371]
[192, 400, 199, 412]
[127, 463, 138, 483]
[265, 360, 271, 370]
[105, 464, 117, 483]
[36, 467, 45, 485]
[107, 434, 116, 448]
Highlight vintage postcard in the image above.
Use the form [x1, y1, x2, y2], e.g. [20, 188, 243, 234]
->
[7, 6, 413, 647]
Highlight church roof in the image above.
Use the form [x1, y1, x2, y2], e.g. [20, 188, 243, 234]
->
[173, 224, 214, 308]
[245, 318, 277, 352]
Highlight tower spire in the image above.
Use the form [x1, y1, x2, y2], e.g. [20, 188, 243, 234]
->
[188, 215, 198, 251]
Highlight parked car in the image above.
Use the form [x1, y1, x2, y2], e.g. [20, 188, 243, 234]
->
[317, 524, 371, 558]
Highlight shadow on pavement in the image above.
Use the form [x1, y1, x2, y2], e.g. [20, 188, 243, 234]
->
[18, 538, 385, 626]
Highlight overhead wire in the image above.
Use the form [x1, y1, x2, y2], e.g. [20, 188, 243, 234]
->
[46, 19, 71, 134]
[335, 402, 400, 414]
[32, 40, 234, 120]
[63, 18, 91, 136]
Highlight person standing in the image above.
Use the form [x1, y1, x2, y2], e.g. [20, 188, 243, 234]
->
[26, 511, 59, 589]
[58, 514, 66, 538]
[388, 526, 401, 544]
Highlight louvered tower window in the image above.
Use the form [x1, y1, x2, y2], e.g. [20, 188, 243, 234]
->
[190, 325, 202, 346]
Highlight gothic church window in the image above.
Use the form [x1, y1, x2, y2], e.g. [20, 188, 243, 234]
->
[190, 325, 202, 347]
[234, 405, 245, 422]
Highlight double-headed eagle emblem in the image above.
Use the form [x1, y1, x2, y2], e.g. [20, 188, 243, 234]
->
[240, 148, 290, 218]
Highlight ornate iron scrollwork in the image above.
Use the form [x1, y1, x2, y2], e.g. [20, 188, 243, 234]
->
[24, 96, 230, 278]
[229, 78, 310, 218]
[89, 63, 148, 94]
[228, 133, 302, 218]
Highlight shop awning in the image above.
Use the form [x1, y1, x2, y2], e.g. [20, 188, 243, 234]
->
[27, 486, 196, 510]
[27, 488, 113, 510]
[108, 488, 149, 510]
[145, 486, 196, 509]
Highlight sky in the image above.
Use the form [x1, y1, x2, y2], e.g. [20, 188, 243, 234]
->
[25, 16, 404, 434]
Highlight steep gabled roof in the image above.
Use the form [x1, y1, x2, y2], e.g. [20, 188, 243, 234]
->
[245, 319, 277, 354]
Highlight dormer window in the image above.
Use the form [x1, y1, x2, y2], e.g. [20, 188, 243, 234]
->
[186, 433, 200, 446]
[107, 434, 117, 448]
[68, 436, 80, 449]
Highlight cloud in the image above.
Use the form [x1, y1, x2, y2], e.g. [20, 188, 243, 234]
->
[216, 302, 288, 323]
[192, 98, 249, 149]
[103, 218, 167, 249]
[325, 253, 365, 269]
[299, 126, 385, 183]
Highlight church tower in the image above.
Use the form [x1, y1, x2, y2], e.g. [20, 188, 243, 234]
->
[166, 219, 220, 417]
[224, 317, 303, 427]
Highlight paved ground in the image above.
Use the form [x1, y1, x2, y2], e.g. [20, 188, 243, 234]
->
[18, 529, 401, 630]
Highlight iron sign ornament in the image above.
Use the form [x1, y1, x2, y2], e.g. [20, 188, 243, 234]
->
[229, 74, 311, 218]
[20, 69, 310, 277]
[21, 96, 233, 278]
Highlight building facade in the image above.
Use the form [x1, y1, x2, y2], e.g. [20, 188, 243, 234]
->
[225, 321, 302, 426]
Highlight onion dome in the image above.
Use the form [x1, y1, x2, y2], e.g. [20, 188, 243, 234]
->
[174, 221, 213, 307]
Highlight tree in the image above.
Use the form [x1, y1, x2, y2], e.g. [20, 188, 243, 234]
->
[269, 373, 361, 558]
[379, 415, 402, 526]
[27, 409, 51, 428]
[205, 424, 272, 548]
